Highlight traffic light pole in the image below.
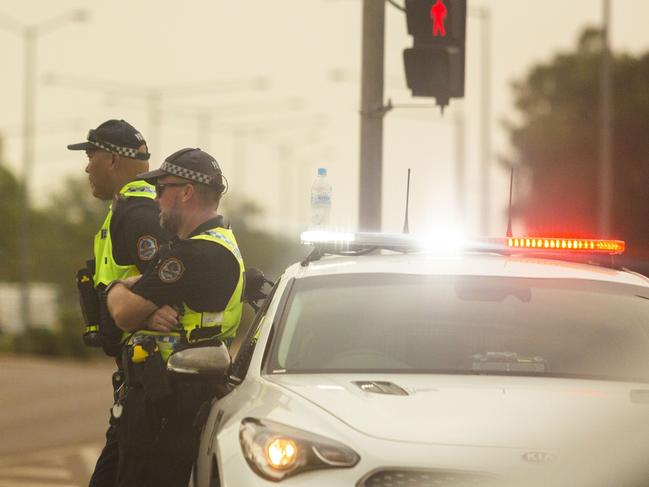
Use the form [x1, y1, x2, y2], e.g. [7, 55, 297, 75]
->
[478, 7, 491, 235]
[598, 0, 612, 237]
[358, 0, 386, 231]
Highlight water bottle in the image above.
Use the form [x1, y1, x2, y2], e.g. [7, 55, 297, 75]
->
[310, 168, 332, 228]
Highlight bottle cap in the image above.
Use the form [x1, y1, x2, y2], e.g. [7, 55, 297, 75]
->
[318, 168, 327, 176]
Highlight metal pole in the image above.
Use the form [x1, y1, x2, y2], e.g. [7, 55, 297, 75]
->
[479, 8, 491, 235]
[148, 91, 162, 156]
[598, 0, 612, 236]
[197, 111, 211, 149]
[277, 145, 292, 233]
[233, 129, 247, 197]
[454, 106, 466, 221]
[19, 29, 35, 329]
[358, 0, 385, 231]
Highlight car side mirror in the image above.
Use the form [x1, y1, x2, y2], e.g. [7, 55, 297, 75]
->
[244, 267, 274, 312]
[167, 343, 231, 380]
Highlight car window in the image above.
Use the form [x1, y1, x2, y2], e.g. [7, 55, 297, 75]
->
[266, 274, 649, 382]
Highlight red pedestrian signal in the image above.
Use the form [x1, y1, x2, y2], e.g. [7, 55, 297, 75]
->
[403, 0, 466, 107]
[430, 0, 447, 37]
[405, 0, 465, 45]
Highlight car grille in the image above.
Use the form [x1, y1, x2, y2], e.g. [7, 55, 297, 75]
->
[358, 469, 496, 487]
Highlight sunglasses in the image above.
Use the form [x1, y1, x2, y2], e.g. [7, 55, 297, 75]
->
[155, 182, 190, 198]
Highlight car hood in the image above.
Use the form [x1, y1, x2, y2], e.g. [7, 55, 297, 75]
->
[265, 374, 649, 448]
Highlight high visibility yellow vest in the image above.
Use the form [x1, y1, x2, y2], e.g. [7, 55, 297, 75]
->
[128, 226, 244, 361]
[93, 180, 157, 287]
[180, 227, 244, 340]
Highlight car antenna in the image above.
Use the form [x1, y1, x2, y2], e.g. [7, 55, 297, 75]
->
[506, 166, 514, 238]
[403, 168, 411, 234]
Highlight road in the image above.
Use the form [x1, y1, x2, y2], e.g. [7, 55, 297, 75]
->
[0, 354, 116, 487]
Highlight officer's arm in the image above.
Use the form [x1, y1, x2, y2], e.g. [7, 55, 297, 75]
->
[106, 282, 158, 332]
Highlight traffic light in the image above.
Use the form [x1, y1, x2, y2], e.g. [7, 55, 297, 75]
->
[403, 0, 466, 108]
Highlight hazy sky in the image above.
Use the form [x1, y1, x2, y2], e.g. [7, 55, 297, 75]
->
[1, 0, 648, 237]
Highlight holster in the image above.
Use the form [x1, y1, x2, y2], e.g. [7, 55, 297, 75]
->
[123, 335, 173, 404]
[76, 262, 102, 347]
[98, 291, 125, 357]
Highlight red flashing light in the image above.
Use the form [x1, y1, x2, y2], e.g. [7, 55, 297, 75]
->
[506, 237, 625, 255]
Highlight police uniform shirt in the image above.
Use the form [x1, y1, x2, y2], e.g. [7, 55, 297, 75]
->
[111, 197, 170, 272]
[130, 216, 239, 312]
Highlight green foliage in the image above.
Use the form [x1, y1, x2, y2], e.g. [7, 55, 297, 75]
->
[0, 164, 25, 281]
[0, 307, 98, 357]
[33, 177, 108, 305]
[507, 27, 649, 270]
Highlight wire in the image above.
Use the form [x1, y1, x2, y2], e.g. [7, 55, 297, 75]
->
[386, 0, 405, 13]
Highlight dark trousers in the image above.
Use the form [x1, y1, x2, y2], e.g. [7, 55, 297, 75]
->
[116, 383, 211, 487]
[88, 421, 119, 487]
[89, 364, 124, 487]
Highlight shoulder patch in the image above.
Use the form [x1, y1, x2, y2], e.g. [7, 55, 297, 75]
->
[158, 257, 185, 283]
[137, 235, 158, 261]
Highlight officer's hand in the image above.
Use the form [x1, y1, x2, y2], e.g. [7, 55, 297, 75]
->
[121, 275, 141, 289]
[144, 305, 179, 332]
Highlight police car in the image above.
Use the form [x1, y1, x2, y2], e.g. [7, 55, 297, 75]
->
[178, 231, 649, 486]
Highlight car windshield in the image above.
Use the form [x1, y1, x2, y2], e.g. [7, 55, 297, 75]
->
[267, 274, 649, 382]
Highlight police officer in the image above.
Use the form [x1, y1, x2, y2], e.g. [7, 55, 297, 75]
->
[67, 119, 169, 487]
[105, 148, 244, 487]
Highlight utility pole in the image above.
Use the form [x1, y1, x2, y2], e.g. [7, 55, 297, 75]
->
[358, 0, 386, 231]
[598, 0, 612, 237]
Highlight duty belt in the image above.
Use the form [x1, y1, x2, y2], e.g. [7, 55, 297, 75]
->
[122, 334, 173, 402]
[126, 330, 184, 363]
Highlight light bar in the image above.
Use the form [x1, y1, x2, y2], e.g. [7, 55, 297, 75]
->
[301, 230, 356, 245]
[301, 231, 476, 253]
[506, 237, 625, 254]
[300, 231, 625, 256]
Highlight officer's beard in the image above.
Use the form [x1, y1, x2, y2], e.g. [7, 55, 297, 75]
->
[160, 207, 182, 236]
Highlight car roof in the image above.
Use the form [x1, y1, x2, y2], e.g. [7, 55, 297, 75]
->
[286, 251, 649, 288]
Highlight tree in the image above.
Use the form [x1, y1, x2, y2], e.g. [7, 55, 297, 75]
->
[0, 140, 27, 281]
[506, 28, 649, 270]
[34, 176, 107, 304]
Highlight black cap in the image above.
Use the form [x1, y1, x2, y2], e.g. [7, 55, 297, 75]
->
[137, 148, 224, 190]
[67, 119, 150, 160]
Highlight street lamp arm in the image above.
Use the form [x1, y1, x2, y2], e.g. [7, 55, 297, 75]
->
[43, 73, 271, 98]
[0, 9, 89, 37]
[0, 12, 26, 35]
[42, 72, 158, 95]
[151, 76, 271, 97]
[32, 9, 89, 36]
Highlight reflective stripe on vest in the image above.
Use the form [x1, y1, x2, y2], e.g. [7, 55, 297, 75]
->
[179, 227, 244, 343]
[92, 180, 156, 287]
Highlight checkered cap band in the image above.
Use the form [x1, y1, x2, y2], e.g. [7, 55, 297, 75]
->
[161, 161, 214, 184]
[87, 131, 150, 160]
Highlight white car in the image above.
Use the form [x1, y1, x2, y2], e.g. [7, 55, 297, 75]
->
[175, 232, 649, 487]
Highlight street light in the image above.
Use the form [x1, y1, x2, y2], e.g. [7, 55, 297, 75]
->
[43, 73, 270, 153]
[0, 9, 89, 329]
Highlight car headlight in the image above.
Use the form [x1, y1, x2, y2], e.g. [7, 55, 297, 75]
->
[239, 417, 360, 481]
